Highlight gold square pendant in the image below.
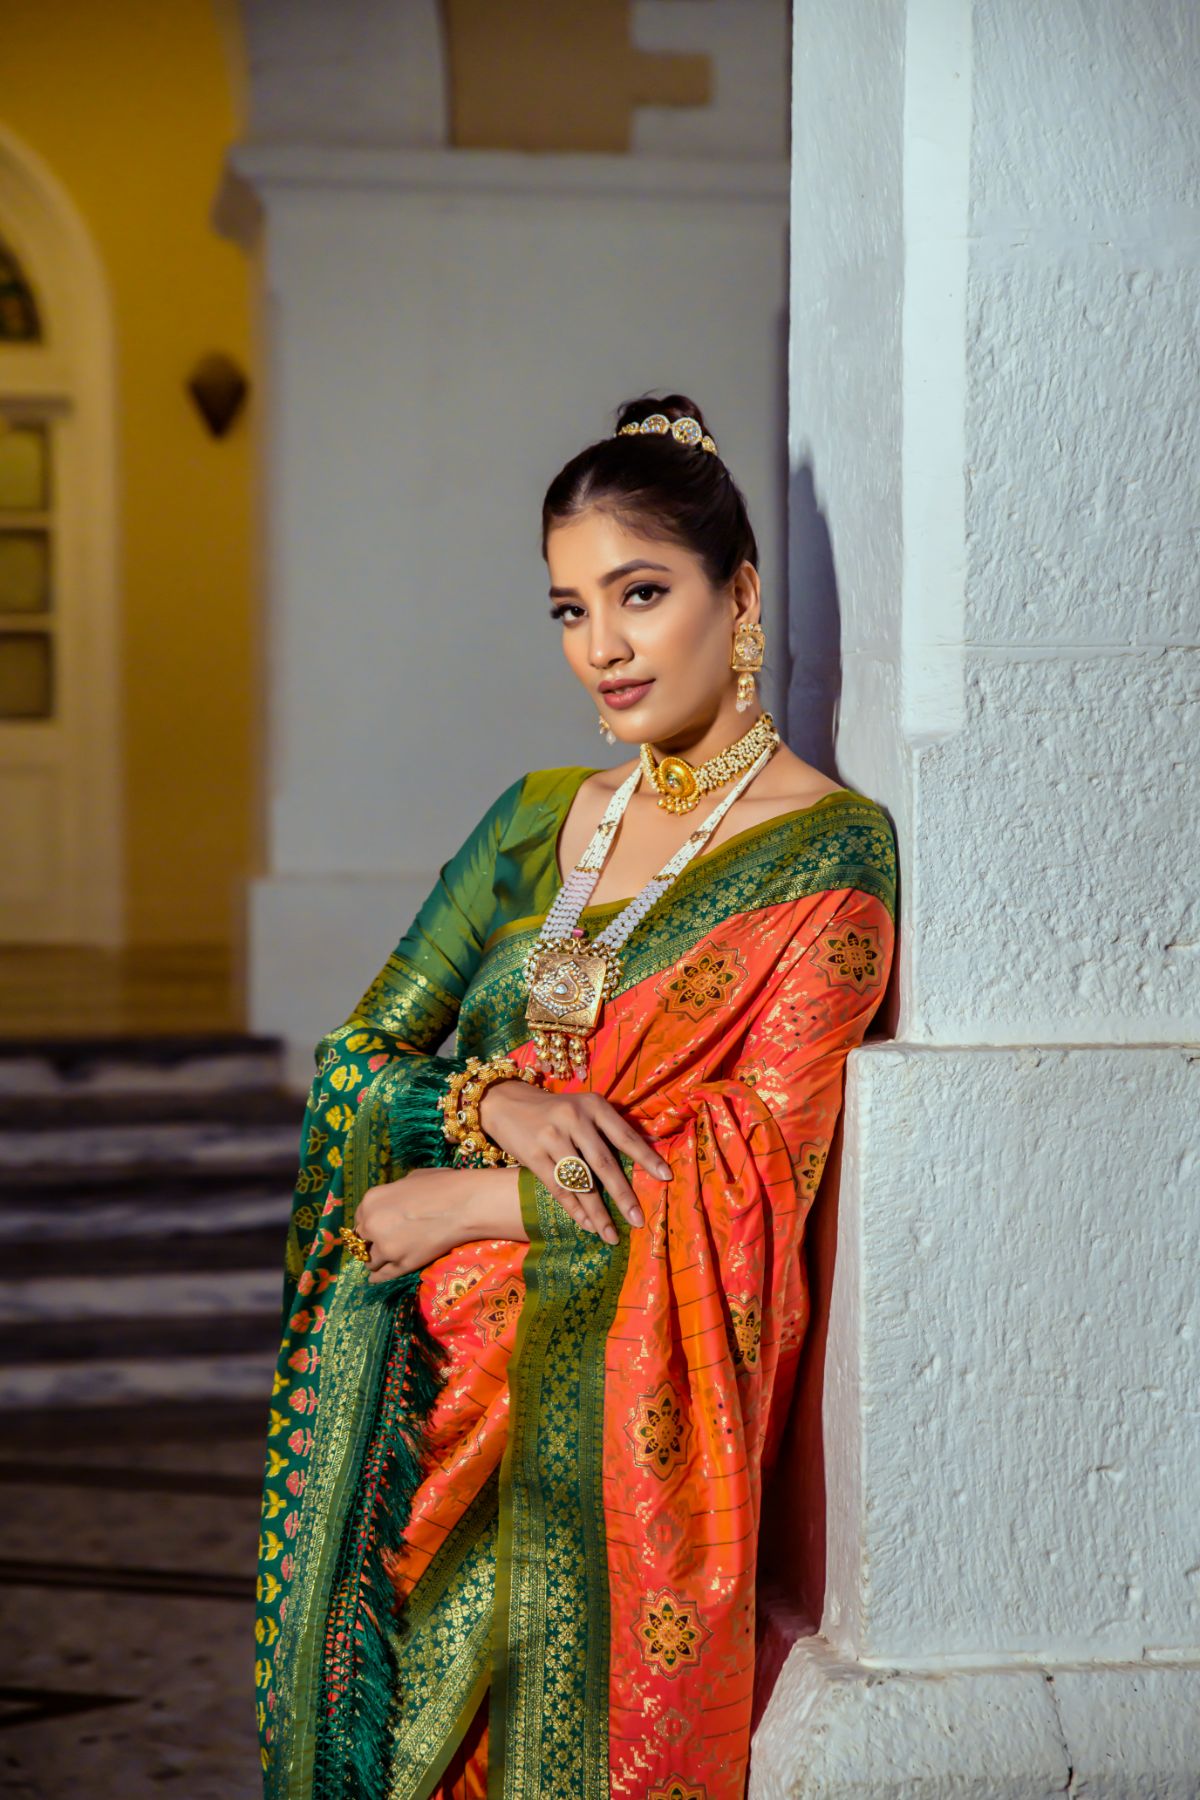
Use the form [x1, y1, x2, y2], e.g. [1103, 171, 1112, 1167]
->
[525, 947, 608, 1035]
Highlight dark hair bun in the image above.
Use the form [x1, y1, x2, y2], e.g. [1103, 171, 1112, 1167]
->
[542, 390, 757, 587]
[613, 393, 713, 439]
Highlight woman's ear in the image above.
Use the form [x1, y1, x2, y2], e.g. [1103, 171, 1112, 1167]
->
[728, 559, 761, 624]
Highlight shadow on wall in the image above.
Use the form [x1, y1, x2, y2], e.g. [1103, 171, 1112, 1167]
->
[784, 459, 842, 777]
[752, 456, 847, 1647]
[756, 458, 900, 1664]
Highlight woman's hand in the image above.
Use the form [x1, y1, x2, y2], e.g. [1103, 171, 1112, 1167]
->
[477, 1079, 671, 1245]
[354, 1165, 524, 1283]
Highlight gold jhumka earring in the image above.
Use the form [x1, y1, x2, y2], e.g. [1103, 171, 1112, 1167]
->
[731, 621, 765, 713]
[597, 713, 617, 745]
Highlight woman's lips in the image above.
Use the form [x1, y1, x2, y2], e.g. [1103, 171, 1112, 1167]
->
[600, 679, 654, 710]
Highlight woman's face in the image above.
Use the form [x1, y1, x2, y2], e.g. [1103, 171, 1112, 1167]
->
[545, 508, 756, 743]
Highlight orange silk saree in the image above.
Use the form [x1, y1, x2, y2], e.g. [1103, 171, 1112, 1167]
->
[255, 768, 896, 1800]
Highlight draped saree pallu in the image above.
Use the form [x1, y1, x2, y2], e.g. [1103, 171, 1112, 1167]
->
[255, 767, 897, 1800]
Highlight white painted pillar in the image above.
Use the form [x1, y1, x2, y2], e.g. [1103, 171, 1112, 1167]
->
[216, 0, 791, 1083]
[219, 147, 787, 1084]
[761, 0, 1200, 1792]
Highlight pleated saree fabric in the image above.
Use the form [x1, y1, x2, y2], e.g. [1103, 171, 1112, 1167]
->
[255, 766, 897, 1800]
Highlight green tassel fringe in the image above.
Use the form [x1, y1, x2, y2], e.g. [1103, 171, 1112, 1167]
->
[384, 1054, 474, 1175]
[312, 1272, 448, 1798]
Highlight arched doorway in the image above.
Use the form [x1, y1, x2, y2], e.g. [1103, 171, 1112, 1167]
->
[0, 124, 121, 944]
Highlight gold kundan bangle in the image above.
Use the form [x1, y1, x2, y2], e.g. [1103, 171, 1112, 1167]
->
[441, 1054, 540, 1166]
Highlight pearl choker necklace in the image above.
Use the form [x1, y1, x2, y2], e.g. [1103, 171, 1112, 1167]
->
[523, 719, 782, 1077]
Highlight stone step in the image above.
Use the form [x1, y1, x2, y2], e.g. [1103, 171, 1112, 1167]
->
[0, 1353, 279, 1410]
[0, 1185, 290, 1240]
[0, 1224, 288, 1278]
[0, 1033, 289, 1098]
[0, 1163, 300, 1202]
[0, 1268, 282, 1325]
[0, 1397, 271, 1452]
[0, 1311, 280, 1364]
[0, 1267, 284, 1411]
[0, 1088, 303, 1131]
[0, 1117, 301, 1177]
[0, 1031, 301, 1415]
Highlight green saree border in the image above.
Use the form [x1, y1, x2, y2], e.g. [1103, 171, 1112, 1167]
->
[385, 1476, 500, 1800]
[487, 1158, 632, 1800]
[462, 792, 896, 1064]
[487, 785, 895, 955]
[267, 1255, 401, 1800]
[267, 1059, 447, 1800]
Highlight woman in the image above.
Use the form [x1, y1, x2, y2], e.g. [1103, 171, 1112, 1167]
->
[255, 396, 896, 1800]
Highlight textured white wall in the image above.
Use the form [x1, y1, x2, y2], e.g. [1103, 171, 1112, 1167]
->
[219, 0, 792, 1076]
[919, 0, 1200, 1048]
[785, 0, 907, 825]
[770, 0, 1200, 1790]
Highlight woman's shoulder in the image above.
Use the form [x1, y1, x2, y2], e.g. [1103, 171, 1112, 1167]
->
[508, 763, 600, 810]
[722, 773, 895, 922]
[484, 765, 600, 852]
[785, 783, 897, 918]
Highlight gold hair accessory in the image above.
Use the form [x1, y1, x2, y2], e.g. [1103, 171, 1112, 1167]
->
[731, 621, 765, 714]
[553, 1154, 595, 1193]
[441, 1054, 540, 1165]
[339, 1225, 371, 1264]
[616, 413, 719, 456]
[640, 708, 779, 815]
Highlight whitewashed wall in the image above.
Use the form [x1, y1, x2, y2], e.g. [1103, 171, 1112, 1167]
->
[760, 0, 1200, 1793]
[219, 0, 790, 1081]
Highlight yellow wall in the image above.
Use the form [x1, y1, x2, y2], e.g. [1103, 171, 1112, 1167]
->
[2, 0, 255, 947]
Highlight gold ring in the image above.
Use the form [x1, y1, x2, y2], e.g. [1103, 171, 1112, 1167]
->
[338, 1225, 371, 1263]
[553, 1154, 594, 1193]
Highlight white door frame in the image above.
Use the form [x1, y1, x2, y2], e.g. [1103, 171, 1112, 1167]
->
[0, 123, 122, 946]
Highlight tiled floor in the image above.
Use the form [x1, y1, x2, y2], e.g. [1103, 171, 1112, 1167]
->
[0, 1404, 267, 1798]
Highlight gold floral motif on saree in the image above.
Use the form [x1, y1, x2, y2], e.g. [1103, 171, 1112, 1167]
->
[795, 1139, 830, 1202]
[625, 1380, 692, 1480]
[652, 1708, 695, 1751]
[634, 1589, 711, 1678]
[432, 1263, 485, 1315]
[808, 919, 885, 993]
[640, 1496, 688, 1559]
[477, 1277, 525, 1342]
[648, 1782, 708, 1800]
[778, 1303, 809, 1354]
[657, 941, 748, 1022]
[648, 1203, 669, 1261]
[694, 1108, 716, 1174]
[726, 1297, 762, 1369]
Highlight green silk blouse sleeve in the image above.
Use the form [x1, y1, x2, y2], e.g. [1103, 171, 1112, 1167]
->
[328, 770, 529, 1159]
[278, 774, 528, 1317]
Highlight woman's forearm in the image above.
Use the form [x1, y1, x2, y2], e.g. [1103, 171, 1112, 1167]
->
[441, 1162, 528, 1243]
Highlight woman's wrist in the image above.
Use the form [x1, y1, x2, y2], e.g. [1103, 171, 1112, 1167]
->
[447, 1161, 527, 1243]
[441, 1057, 539, 1166]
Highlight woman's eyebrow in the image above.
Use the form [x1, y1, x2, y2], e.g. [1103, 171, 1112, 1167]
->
[548, 559, 673, 599]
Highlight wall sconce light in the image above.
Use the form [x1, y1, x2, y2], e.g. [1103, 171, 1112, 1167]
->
[187, 352, 249, 437]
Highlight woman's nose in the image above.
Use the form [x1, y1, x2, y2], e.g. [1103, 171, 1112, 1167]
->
[587, 613, 631, 667]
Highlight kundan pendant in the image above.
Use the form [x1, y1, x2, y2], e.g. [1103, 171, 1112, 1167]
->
[521, 725, 781, 1078]
[524, 940, 613, 1076]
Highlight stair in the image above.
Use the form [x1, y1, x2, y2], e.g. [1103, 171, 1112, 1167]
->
[0, 1035, 300, 1425]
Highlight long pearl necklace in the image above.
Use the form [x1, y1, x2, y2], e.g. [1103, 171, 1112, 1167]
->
[523, 725, 781, 1077]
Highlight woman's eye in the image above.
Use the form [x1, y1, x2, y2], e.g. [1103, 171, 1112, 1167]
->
[548, 602, 584, 623]
[627, 584, 666, 604]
